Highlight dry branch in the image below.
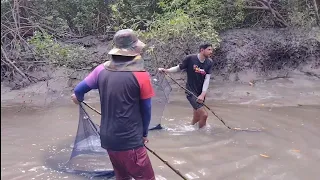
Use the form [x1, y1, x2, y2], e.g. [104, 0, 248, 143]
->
[313, 0, 320, 25]
[1, 0, 43, 87]
[1, 46, 29, 80]
[243, 0, 288, 27]
[301, 70, 320, 79]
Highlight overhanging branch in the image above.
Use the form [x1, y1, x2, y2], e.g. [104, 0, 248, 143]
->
[243, 0, 288, 27]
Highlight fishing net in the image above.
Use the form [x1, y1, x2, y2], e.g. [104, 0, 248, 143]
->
[62, 72, 172, 178]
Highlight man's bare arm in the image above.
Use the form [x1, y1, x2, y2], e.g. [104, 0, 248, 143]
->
[158, 65, 181, 73]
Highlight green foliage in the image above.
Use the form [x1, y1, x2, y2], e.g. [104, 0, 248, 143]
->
[28, 31, 89, 67]
[135, 0, 246, 70]
[142, 9, 220, 47]
[110, 0, 160, 30]
[137, 0, 248, 54]
[157, 0, 245, 31]
[2, 0, 318, 74]
[2, 0, 318, 37]
[286, 0, 318, 27]
[29, 0, 112, 36]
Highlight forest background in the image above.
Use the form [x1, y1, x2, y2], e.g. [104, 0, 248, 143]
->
[1, 0, 319, 89]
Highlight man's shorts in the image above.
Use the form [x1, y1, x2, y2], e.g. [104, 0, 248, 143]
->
[107, 146, 155, 180]
[186, 93, 205, 110]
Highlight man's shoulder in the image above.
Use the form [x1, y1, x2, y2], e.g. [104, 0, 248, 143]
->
[133, 71, 150, 76]
[87, 63, 106, 78]
[132, 71, 151, 82]
[186, 54, 198, 59]
[205, 58, 213, 65]
[182, 54, 196, 60]
[181, 54, 197, 66]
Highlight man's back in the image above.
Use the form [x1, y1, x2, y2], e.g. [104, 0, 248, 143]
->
[83, 62, 153, 151]
[97, 68, 153, 151]
[100, 69, 145, 151]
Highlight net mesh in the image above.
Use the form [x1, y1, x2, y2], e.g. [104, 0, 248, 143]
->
[61, 72, 172, 178]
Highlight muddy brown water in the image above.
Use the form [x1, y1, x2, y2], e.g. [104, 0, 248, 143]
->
[1, 71, 320, 180]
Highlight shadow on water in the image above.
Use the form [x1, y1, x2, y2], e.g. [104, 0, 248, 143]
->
[43, 137, 115, 180]
[38, 105, 116, 180]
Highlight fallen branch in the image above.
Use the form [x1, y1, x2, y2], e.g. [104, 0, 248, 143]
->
[265, 72, 289, 81]
[249, 72, 290, 85]
[300, 70, 320, 79]
[1, 45, 30, 81]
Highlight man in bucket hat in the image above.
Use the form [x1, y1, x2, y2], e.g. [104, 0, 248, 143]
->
[71, 29, 156, 180]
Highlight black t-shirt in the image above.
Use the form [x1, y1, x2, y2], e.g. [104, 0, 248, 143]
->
[179, 54, 213, 96]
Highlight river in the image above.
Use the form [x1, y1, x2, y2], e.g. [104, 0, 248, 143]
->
[1, 70, 320, 180]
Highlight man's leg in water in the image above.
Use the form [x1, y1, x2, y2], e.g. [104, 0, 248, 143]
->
[191, 109, 201, 125]
[187, 94, 207, 127]
[196, 107, 208, 128]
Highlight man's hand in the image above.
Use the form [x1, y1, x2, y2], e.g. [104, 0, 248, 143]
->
[158, 68, 167, 73]
[71, 94, 80, 104]
[197, 93, 205, 103]
[143, 137, 149, 144]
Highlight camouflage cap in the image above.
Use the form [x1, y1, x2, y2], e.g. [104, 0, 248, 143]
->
[108, 29, 146, 57]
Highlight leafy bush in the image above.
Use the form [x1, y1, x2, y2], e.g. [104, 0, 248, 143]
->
[157, 0, 245, 31]
[134, 0, 244, 71]
[28, 31, 90, 68]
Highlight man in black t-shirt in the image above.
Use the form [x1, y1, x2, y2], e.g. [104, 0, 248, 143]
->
[158, 43, 214, 129]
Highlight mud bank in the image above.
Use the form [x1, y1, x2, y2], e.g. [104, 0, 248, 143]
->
[2, 66, 320, 111]
[212, 27, 320, 78]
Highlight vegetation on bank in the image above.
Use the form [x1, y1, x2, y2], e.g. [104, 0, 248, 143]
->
[1, 0, 319, 88]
